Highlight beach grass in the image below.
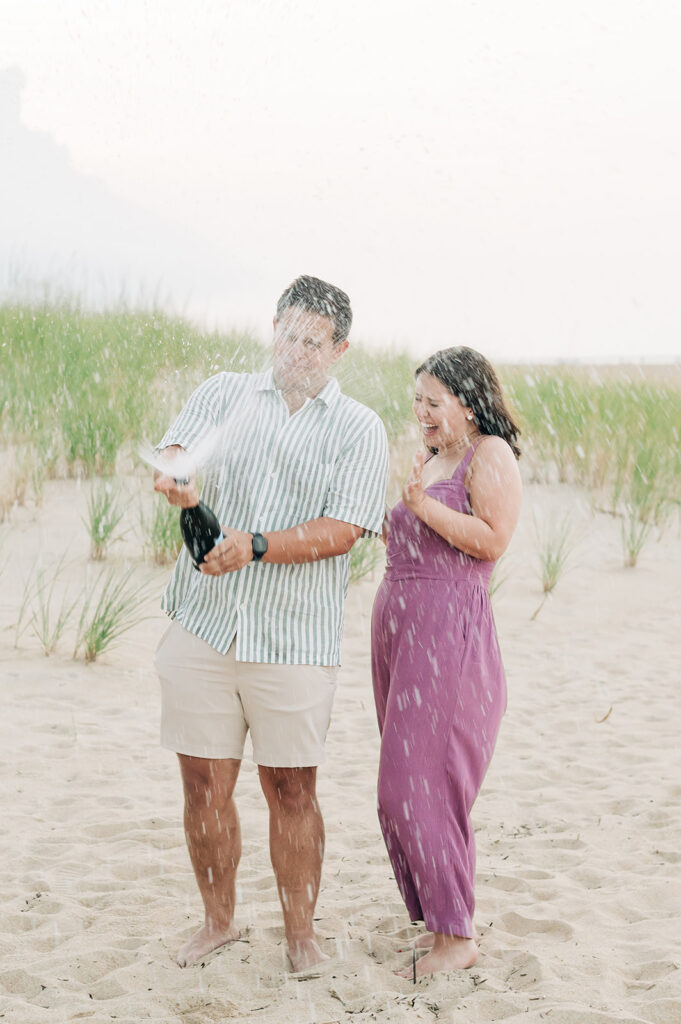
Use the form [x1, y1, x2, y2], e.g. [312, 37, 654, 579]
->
[2, 299, 679, 565]
[0, 301, 266, 477]
[349, 535, 385, 583]
[27, 555, 80, 656]
[73, 565, 156, 664]
[489, 553, 510, 598]
[84, 481, 127, 560]
[140, 495, 183, 565]
[532, 512, 574, 607]
[500, 365, 681, 511]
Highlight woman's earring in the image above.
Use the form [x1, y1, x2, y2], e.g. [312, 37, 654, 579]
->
[466, 413, 473, 421]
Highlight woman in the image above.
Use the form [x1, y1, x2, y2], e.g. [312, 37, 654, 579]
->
[371, 346, 522, 978]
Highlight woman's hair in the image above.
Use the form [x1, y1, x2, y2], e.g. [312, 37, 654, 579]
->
[416, 346, 521, 459]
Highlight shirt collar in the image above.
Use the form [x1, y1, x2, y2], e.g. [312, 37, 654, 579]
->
[256, 369, 340, 408]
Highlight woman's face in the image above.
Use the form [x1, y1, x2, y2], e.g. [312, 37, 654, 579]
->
[413, 372, 471, 450]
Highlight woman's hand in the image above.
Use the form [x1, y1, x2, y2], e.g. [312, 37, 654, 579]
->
[401, 436, 522, 561]
[402, 451, 427, 515]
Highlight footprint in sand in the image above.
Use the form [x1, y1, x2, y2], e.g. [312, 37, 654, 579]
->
[66, 949, 139, 986]
[483, 873, 531, 893]
[0, 967, 47, 999]
[517, 868, 554, 880]
[652, 848, 681, 865]
[629, 959, 680, 983]
[535, 834, 586, 851]
[86, 976, 129, 1001]
[502, 952, 545, 990]
[497, 911, 574, 941]
[640, 997, 681, 1024]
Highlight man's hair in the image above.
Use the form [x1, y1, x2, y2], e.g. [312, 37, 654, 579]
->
[276, 275, 352, 344]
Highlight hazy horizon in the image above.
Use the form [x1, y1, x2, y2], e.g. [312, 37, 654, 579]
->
[2, 1, 680, 364]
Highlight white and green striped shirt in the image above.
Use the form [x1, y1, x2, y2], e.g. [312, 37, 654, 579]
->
[158, 369, 388, 665]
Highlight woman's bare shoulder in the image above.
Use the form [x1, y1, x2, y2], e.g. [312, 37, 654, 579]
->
[473, 434, 517, 465]
[467, 435, 521, 487]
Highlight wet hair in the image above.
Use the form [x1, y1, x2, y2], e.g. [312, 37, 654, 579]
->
[416, 346, 521, 458]
[276, 275, 352, 344]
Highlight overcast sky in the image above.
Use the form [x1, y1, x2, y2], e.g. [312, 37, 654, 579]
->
[1, 0, 680, 363]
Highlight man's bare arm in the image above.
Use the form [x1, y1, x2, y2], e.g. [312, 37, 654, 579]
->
[201, 518, 362, 575]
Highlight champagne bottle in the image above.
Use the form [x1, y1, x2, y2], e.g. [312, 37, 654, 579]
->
[175, 478, 223, 569]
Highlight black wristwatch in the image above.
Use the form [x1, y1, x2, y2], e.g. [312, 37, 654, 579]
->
[251, 532, 268, 562]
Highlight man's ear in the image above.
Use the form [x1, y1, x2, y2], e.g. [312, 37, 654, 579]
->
[331, 339, 350, 363]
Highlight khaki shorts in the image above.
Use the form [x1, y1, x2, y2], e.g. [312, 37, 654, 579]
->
[154, 621, 338, 767]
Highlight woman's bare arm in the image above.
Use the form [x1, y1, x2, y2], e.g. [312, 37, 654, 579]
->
[402, 437, 522, 561]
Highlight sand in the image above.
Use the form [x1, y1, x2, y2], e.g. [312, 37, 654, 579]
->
[0, 474, 679, 1023]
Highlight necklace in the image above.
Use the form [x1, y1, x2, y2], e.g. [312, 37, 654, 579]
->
[441, 430, 481, 455]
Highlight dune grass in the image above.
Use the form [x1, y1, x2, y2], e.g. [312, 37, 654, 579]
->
[489, 554, 510, 599]
[73, 565, 156, 664]
[14, 554, 78, 654]
[84, 482, 127, 560]
[349, 535, 385, 583]
[4, 300, 678, 496]
[502, 365, 680, 568]
[28, 556, 80, 656]
[501, 366, 681, 508]
[0, 301, 265, 477]
[531, 513, 575, 621]
[2, 298, 679, 579]
[140, 495, 183, 565]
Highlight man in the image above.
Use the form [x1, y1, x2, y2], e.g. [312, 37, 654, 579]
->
[153, 275, 388, 972]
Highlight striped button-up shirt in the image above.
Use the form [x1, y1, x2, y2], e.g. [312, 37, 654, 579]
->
[158, 369, 389, 665]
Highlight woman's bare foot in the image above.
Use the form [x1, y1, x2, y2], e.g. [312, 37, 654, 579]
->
[409, 923, 478, 951]
[398, 934, 478, 978]
[176, 920, 240, 967]
[287, 936, 330, 974]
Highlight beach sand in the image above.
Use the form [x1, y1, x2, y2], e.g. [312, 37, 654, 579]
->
[0, 475, 679, 1023]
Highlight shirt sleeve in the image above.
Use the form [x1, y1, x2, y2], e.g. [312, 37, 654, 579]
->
[323, 410, 389, 535]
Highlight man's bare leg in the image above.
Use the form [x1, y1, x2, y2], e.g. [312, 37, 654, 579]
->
[258, 765, 328, 972]
[176, 754, 242, 967]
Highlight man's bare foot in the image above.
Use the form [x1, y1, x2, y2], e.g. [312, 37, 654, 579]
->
[176, 921, 240, 968]
[287, 936, 330, 974]
[398, 936, 478, 978]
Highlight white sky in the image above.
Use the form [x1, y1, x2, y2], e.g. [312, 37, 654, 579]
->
[1, 0, 680, 362]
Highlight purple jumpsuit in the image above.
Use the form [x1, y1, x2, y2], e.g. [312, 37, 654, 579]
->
[371, 442, 507, 938]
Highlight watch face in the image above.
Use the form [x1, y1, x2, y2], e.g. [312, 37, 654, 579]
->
[252, 533, 268, 558]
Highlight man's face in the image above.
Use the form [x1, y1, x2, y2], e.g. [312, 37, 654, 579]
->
[272, 306, 348, 393]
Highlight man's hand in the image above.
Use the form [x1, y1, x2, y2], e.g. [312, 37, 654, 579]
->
[201, 529, 253, 575]
[153, 445, 200, 507]
[154, 473, 200, 508]
[402, 451, 427, 514]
